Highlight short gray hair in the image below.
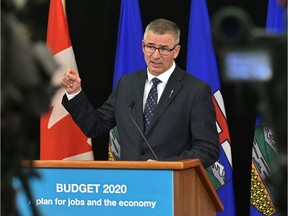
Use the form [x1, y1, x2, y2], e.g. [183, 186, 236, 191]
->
[143, 18, 180, 45]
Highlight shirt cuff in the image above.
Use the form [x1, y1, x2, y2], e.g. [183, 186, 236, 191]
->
[66, 88, 81, 100]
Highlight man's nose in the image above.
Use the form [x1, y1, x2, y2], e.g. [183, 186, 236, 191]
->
[152, 48, 161, 57]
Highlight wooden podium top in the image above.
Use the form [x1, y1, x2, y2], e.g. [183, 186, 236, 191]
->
[22, 159, 201, 170]
[22, 159, 224, 212]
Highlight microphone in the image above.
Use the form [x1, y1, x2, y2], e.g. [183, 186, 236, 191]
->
[128, 101, 159, 161]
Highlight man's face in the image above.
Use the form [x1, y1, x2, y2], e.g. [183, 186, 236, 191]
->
[142, 31, 180, 76]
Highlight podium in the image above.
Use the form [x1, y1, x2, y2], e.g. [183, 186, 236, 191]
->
[15, 159, 223, 216]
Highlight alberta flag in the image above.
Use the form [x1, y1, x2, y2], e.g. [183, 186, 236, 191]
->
[250, 0, 287, 215]
[109, 0, 146, 160]
[40, 0, 94, 160]
[186, 0, 236, 215]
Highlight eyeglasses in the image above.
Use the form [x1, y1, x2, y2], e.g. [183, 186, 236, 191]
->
[143, 44, 178, 56]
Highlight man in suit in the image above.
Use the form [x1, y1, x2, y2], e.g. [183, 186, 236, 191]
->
[61, 18, 219, 168]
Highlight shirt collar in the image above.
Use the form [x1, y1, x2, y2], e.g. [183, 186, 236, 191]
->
[146, 61, 176, 84]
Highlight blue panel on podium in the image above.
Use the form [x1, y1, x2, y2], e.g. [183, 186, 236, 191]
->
[14, 168, 174, 216]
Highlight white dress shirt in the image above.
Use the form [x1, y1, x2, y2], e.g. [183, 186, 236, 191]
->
[143, 61, 175, 111]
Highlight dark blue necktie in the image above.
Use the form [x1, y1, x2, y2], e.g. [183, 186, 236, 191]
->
[144, 78, 161, 133]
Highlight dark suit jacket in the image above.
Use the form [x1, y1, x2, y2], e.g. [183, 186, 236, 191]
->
[62, 65, 220, 168]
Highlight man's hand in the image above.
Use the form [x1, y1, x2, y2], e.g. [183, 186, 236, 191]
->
[61, 68, 81, 94]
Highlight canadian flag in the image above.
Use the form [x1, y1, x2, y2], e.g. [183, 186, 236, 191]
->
[40, 0, 94, 160]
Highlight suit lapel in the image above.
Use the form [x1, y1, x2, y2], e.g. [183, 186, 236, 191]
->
[145, 67, 184, 135]
[134, 71, 147, 133]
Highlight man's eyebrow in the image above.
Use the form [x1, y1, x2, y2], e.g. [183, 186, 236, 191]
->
[146, 43, 169, 48]
[145, 42, 155, 45]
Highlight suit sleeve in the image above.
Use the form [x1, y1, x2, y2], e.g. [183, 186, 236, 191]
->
[62, 90, 116, 138]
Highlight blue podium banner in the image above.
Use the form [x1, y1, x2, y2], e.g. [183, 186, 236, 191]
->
[14, 168, 174, 216]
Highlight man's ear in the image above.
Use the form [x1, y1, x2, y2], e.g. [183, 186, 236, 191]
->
[173, 45, 181, 59]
